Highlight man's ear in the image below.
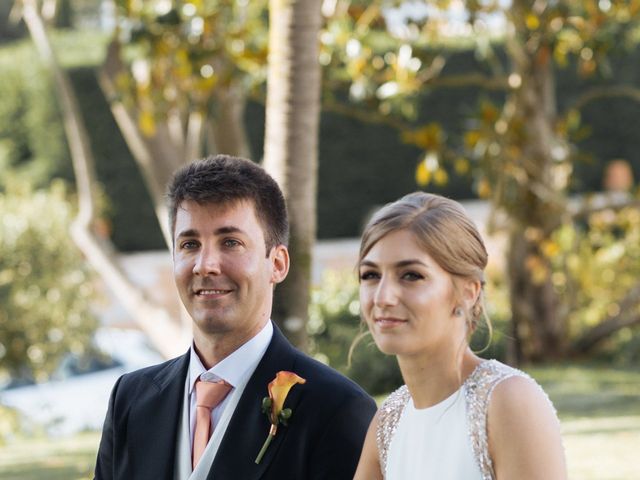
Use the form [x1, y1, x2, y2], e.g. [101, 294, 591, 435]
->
[270, 245, 290, 284]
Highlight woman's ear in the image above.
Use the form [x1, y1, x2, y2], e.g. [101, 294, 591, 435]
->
[270, 245, 290, 284]
[461, 278, 482, 311]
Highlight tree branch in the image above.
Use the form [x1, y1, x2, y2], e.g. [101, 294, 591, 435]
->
[571, 282, 640, 354]
[425, 73, 509, 90]
[571, 85, 640, 112]
[322, 97, 410, 130]
[98, 39, 179, 247]
[184, 110, 205, 167]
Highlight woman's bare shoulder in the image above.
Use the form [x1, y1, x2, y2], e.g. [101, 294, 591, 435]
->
[488, 374, 567, 479]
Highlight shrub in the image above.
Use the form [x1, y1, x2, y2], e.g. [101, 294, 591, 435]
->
[546, 202, 640, 361]
[0, 179, 99, 381]
[0, 405, 19, 445]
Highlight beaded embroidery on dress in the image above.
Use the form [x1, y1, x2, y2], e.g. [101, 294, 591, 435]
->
[376, 360, 550, 479]
[376, 384, 410, 475]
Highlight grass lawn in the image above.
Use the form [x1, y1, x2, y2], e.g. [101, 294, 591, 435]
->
[0, 363, 638, 479]
[527, 364, 640, 480]
[0, 431, 100, 480]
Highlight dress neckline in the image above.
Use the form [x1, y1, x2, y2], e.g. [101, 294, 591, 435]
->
[408, 359, 488, 412]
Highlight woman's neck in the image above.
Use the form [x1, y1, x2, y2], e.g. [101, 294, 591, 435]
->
[397, 348, 481, 409]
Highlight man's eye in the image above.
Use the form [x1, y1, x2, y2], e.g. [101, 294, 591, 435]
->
[180, 240, 199, 250]
[224, 239, 241, 247]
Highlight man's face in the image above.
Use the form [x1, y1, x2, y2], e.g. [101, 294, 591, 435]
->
[173, 199, 288, 353]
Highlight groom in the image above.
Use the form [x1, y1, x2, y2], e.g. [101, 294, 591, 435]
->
[94, 155, 376, 480]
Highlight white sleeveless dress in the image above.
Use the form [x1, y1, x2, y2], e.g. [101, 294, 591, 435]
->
[376, 360, 553, 480]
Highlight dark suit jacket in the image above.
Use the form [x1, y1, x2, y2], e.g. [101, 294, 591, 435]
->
[94, 325, 377, 480]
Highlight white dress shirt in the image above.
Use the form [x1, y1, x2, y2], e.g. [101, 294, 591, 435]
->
[187, 320, 273, 450]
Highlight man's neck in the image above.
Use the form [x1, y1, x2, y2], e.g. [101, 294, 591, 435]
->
[192, 321, 269, 368]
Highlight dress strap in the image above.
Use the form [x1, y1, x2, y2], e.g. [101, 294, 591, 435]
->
[376, 385, 410, 476]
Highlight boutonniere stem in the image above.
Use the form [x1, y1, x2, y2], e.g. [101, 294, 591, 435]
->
[254, 371, 306, 464]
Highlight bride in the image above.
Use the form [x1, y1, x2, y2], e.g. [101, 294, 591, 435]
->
[353, 192, 566, 480]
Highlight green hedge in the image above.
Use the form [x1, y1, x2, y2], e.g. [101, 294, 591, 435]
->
[0, 4, 26, 42]
[68, 67, 166, 251]
[0, 42, 69, 188]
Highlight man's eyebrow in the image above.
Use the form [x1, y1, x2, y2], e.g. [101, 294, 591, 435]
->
[176, 225, 246, 239]
[176, 228, 199, 239]
[214, 226, 244, 235]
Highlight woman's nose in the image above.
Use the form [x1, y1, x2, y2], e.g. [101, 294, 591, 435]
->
[374, 277, 398, 307]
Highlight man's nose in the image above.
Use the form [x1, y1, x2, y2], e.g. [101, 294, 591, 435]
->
[192, 246, 222, 276]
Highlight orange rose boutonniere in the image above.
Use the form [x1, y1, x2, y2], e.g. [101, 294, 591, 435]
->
[254, 371, 306, 464]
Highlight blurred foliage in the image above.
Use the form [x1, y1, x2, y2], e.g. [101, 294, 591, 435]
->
[111, 0, 268, 134]
[0, 41, 70, 189]
[4, 3, 640, 361]
[546, 200, 640, 359]
[3, 18, 640, 245]
[321, 0, 640, 360]
[472, 192, 640, 362]
[0, 405, 20, 446]
[68, 65, 166, 250]
[0, 179, 99, 381]
[322, 0, 640, 201]
[0, 34, 165, 251]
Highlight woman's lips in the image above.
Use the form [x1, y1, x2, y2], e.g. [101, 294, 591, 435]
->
[374, 317, 408, 328]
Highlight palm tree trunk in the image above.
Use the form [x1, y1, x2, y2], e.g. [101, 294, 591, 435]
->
[210, 83, 251, 158]
[263, 0, 322, 350]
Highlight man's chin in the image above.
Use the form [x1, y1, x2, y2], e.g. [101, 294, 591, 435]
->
[192, 315, 234, 336]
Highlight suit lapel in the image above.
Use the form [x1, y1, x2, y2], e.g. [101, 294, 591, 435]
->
[209, 327, 301, 479]
[128, 352, 190, 480]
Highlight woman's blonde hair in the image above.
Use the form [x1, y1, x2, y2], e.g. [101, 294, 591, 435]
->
[359, 192, 489, 334]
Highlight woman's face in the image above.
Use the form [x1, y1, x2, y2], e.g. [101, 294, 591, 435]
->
[359, 229, 466, 358]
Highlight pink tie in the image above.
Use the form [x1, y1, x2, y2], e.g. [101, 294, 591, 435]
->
[192, 378, 232, 469]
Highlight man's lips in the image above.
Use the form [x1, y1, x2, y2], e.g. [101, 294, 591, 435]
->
[193, 288, 233, 296]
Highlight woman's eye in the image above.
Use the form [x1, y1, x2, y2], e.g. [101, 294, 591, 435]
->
[402, 271, 423, 281]
[359, 271, 379, 281]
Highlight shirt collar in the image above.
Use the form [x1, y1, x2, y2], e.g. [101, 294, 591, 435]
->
[188, 320, 273, 395]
